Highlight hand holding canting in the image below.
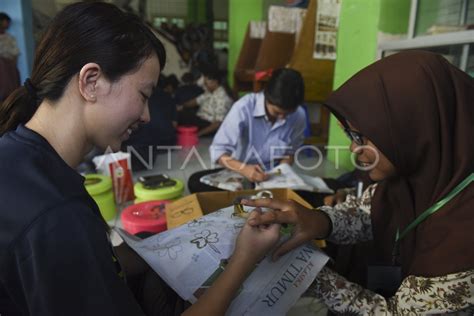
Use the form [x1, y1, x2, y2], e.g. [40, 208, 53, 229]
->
[241, 199, 331, 261]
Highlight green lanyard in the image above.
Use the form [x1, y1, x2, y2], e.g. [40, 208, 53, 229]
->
[392, 173, 474, 264]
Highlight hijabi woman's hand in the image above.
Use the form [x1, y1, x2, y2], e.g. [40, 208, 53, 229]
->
[323, 188, 349, 206]
[240, 199, 331, 261]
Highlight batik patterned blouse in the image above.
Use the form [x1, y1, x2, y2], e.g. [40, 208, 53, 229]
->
[305, 184, 474, 315]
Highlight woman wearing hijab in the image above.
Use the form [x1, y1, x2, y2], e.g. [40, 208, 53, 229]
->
[242, 50, 474, 314]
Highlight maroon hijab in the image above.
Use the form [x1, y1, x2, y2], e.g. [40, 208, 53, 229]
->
[324, 51, 474, 277]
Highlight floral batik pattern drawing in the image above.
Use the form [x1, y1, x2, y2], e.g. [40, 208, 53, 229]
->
[190, 229, 221, 255]
[139, 237, 183, 260]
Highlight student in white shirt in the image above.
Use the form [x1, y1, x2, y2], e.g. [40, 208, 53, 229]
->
[177, 67, 233, 136]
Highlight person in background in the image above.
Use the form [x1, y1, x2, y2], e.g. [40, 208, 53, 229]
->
[216, 47, 228, 76]
[174, 71, 204, 106]
[177, 67, 233, 137]
[0, 12, 20, 102]
[243, 51, 474, 315]
[187, 68, 306, 193]
[162, 73, 179, 96]
[122, 75, 178, 172]
[189, 37, 215, 79]
[0, 3, 280, 315]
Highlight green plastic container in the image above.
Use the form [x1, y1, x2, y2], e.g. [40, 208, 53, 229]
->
[84, 174, 116, 221]
[134, 178, 184, 203]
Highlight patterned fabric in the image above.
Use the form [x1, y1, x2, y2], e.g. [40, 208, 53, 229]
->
[319, 184, 376, 244]
[307, 267, 474, 315]
[306, 184, 474, 314]
[196, 86, 232, 122]
[0, 33, 19, 59]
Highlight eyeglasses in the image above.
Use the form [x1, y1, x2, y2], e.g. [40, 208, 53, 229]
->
[344, 128, 365, 145]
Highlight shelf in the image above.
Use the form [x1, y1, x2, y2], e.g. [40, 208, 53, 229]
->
[377, 0, 473, 75]
[378, 29, 474, 51]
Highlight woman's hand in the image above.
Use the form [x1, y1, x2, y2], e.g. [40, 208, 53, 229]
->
[233, 209, 281, 264]
[240, 199, 331, 261]
[239, 164, 269, 182]
[323, 188, 349, 206]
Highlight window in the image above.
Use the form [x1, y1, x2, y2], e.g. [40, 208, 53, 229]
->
[467, 44, 474, 77]
[213, 20, 228, 47]
[170, 18, 185, 28]
[153, 17, 168, 28]
[378, 0, 474, 77]
[415, 0, 470, 36]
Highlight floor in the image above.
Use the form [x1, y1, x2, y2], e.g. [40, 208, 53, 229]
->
[107, 136, 347, 315]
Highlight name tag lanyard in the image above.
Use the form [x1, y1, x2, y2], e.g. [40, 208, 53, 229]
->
[392, 173, 474, 265]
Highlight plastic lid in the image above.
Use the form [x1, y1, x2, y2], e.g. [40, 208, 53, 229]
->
[84, 174, 112, 195]
[177, 125, 198, 133]
[121, 200, 169, 234]
[134, 178, 184, 200]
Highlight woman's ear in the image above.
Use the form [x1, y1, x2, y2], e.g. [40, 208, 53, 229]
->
[78, 63, 102, 102]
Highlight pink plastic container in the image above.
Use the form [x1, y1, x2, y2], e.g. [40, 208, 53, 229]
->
[121, 200, 170, 235]
[177, 125, 199, 147]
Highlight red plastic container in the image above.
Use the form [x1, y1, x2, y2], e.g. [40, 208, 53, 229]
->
[121, 200, 170, 234]
[177, 125, 199, 147]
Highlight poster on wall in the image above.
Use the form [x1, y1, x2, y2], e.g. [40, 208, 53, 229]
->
[250, 21, 267, 39]
[313, 0, 341, 60]
[268, 6, 307, 34]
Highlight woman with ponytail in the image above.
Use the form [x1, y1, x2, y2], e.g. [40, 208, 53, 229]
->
[0, 3, 279, 316]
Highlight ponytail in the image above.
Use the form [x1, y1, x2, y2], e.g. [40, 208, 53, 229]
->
[0, 82, 38, 136]
[0, 2, 166, 136]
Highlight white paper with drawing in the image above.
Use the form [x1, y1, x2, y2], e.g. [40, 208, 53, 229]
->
[200, 163, 334, 193]
[255, 163, 334, 194]
[117, 206, 329, 316]
[199, 169, 249, 191]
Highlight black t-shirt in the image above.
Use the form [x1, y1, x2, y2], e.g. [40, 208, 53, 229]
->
[0, 126, 144, 315]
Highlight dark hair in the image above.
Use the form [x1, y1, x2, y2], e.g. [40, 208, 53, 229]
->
[0, 2, 166, 135]
[181, 72, 195, 84]
[165, 74, 180, 90]
[0, 12, 11, 23]
[264, 68, 304, 110]
[157, 74, 167, 89]
[202, 66, 221, 84]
